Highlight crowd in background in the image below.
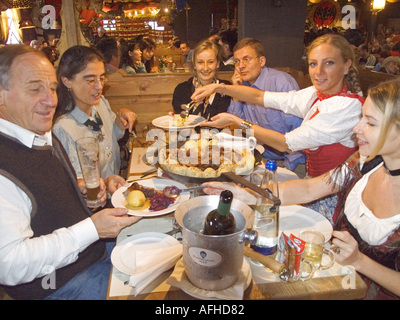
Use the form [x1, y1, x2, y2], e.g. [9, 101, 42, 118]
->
[304, 26, 400, 76]
[25, 24, 400, 78]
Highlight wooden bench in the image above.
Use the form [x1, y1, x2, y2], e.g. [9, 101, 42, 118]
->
[358, 67, 398, 96]
[275, 67, 312, 89]
[103, 70, 234, 132]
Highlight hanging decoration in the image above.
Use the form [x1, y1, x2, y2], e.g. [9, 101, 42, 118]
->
[310, 0, 340, 28]
[91, 1, 174, 40]
[156, 0, 177, 26]
[10, 0, 34, 9]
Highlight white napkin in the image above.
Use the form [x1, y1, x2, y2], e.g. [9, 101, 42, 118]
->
[166, 259, 251, 300]
[127, 243, 182, 295]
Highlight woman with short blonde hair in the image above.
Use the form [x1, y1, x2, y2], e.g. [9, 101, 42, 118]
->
[172, 39, 231, 120]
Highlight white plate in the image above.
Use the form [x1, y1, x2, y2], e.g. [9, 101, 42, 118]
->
[111, 178, 190, 217]
[152, 115, 206, 130]
[279, 205, 333, 242]
[111, 232, 180, 275]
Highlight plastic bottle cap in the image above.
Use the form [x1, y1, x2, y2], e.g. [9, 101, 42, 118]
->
[265, 160, 277, 171]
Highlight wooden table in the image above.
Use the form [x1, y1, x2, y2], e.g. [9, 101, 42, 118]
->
[107, 147, 367, 300]
[107, 215, 367, 300]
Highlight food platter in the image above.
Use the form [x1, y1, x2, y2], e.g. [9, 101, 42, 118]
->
[111, 178, 190, 217]
[146, 138, 263, 183]
[155, 148, 262, 183]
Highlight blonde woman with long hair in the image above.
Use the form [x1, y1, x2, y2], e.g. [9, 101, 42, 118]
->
[203, 79, 400, 299]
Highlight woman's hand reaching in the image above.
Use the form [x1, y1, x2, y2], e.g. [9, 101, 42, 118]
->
[199, 112, 242, 128]
[202, 181, 258, 206]
[116, 108, 137, 132]
[191, 83, 221, 104]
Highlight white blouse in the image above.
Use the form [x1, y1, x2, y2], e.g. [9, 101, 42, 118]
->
[262, 86, 362, 152]
[344, 163, 400, 245]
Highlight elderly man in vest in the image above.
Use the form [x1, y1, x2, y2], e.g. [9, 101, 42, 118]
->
[0, 45, 139, 300]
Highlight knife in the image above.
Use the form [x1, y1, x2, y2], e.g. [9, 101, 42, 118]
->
[139, 168, 157, 178]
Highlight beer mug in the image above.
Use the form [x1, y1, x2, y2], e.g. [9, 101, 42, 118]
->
[300, 230, 335, 270]
[76, 137, 105, 208]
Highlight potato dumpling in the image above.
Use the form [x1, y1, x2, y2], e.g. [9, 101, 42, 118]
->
[183, 139, 197, 150]
[198, 138, 209, 149]
[127, 190, 146, 207]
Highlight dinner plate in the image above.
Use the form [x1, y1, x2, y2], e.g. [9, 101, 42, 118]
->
[279, 205, 333, 242]
[111, 232, 180, 275]
[152, 115, 206, 130]
[111, 178, 190, 217]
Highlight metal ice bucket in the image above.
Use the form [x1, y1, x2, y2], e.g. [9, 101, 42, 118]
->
[174, 195, 256, 291]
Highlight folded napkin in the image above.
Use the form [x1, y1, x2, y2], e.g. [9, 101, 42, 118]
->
[127, 243, 182, 296]
[166, 258, 251, 300]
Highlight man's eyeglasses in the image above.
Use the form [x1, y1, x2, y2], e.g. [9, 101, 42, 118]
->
[233, 56, 258, 67]
[84, 76, 108, 88]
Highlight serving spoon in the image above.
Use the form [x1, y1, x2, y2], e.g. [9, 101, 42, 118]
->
[180, 101, 196, 119]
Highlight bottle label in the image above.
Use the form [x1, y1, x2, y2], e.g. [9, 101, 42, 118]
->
[251, 244, 277, 256]
[188, 247, 223, 267]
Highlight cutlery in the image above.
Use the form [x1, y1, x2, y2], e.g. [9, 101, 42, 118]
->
[165, 228, 180, 236]
[180, 110, 189, 119]
[163, 185, 206, 198]
[139, 168, 157, 178]
[180, 101, 196, 119]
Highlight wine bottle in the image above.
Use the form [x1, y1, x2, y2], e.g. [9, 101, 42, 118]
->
[203, 190, 236, 235]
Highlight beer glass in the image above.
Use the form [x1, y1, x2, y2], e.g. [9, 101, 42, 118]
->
[300, 230, 335, 270]
[76, 137, 104, 208]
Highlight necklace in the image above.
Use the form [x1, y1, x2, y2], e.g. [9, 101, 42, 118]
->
[383, 162, 400, 176]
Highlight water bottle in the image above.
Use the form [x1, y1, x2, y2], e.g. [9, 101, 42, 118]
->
[251, 160, 279, 257]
